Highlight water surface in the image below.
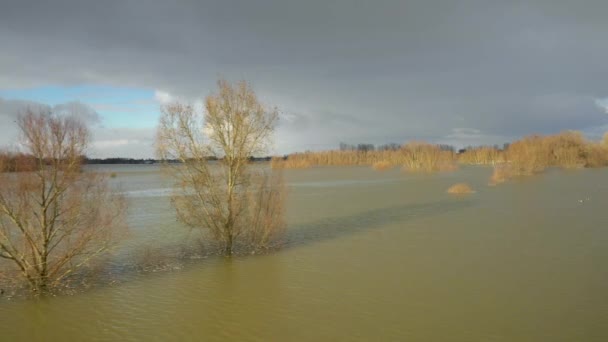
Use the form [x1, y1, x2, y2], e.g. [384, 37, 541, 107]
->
[1, 165, 607, 341]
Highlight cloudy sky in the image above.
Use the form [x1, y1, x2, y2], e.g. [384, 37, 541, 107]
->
[1, 0, 608, 158]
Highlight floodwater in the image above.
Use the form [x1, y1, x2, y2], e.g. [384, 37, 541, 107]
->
[1, 165, 608, 341]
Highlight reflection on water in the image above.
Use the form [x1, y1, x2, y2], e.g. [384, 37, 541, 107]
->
[121, 188, 174, 198]
[285, 200, 473, 249]
[1, 165, 608, 341]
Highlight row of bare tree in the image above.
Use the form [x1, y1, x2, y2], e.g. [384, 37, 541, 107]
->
[271, 131, 608, 175]
[0, 80, 285, 294]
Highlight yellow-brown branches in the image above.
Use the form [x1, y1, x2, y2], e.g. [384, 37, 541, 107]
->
[270, 156, 312, 169]
[271, 142, 457, 173]
[458, 146, 505, 165]
[0, 110, 127, 293]
[156, 80, 285, 255]
[488, 131, 608, 185]
[401, 142, 457, 172]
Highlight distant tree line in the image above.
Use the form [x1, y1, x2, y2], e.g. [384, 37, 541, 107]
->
[339, 142, 456, 153]
[272, 141, 458, 172]
[0, 155, 276, 168]
[84, 158, 160, 164]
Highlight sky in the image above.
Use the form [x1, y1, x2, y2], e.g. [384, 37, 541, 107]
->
[1, 0, 608, 158]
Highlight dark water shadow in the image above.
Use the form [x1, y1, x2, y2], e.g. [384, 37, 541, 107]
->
[284, 199, 474, 249]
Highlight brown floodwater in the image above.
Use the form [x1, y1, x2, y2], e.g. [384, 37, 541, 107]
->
[1, 165, 608, 341]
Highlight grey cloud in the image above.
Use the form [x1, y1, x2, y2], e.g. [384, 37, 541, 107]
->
[90, 127, 156, 159]
[0, 98, 51, 149]
[2, 0, 608, 155]
[53, 102, 102, 125]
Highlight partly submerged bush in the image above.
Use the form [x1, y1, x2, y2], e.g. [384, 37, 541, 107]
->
[602, 132, 608, 148]
[446, 183, 474, 194]
[584, 144, 608, 168]
[488, 131, 608, 185]
[544, 131, 588, 169]
[488, 165, 511, 186]
[372, 160, 393, 171]
[506, 135, 549, 175]
[507, 131, 607, 172]
[244, 171, 287, 252]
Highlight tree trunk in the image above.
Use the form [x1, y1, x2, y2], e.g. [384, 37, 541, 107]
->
[224, 229, 233, 256]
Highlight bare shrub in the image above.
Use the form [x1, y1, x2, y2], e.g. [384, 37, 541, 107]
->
[544, 131, 587, 168]
[401, 142, 457, 172]
[506, 135, 549, 175]
[243, 170, 286, 252]
[602, 132, 608, 148]
[492, 131, 608, 184]
[458, 146, 505, 165]
[585, 143, 608, 168]
[0, 110, 127, 294]
[372, 160, 392, 171]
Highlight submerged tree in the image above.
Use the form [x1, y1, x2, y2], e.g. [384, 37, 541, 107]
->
[156, 79, 285, 255]
[0, 110, 127, 294]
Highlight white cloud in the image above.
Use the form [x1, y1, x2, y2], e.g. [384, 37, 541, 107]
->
[439, 127, 511, 148]
[154, 90, 175, 105]
[446, 127, 482, 140]
[89, 127, 156, 158]
[92, 139, 131, 148]
[594, 98, 608, 114]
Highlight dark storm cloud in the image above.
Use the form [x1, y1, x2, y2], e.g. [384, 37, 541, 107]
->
[1, 0, 608, 154]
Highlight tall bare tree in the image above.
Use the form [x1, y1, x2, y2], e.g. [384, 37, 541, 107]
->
[0, 110, 127, 293]
[156, 79, 284, 255]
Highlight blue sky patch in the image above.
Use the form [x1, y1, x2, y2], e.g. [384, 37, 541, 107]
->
[0, 85, 161, 128]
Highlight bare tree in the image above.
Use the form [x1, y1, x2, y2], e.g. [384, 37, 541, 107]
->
[0, 110, 127, 294]
[156, 80, 284, 255]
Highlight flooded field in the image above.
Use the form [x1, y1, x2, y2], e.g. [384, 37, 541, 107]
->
[1, 165, 608, 341]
